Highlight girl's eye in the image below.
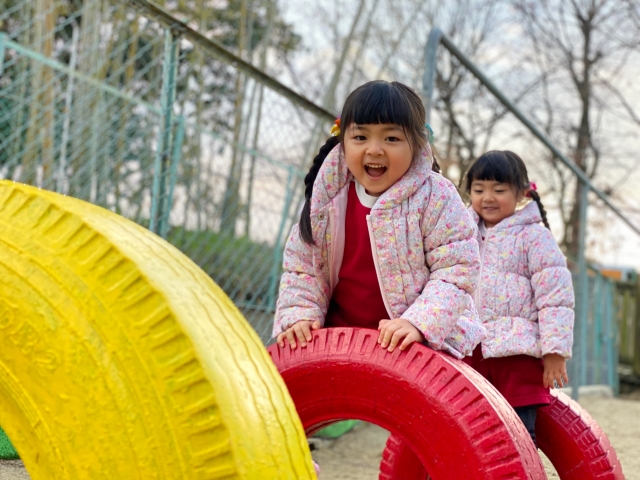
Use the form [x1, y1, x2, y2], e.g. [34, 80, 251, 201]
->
[386, 136, 400, 142]
[473, 190, 483, 194]
[495, 190, 506, 193]
[354, 135, 366, 141]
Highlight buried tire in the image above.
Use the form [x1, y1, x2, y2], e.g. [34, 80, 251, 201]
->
[0, 181, 314, 479]
[381, 391, 624, 479]
[268, 327, 546, 480]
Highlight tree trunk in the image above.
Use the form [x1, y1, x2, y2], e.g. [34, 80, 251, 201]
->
[219, 0, 249, 237]
[23, 0, 56, 186]
[563, 13, 593, 260]
[69, 0, 102, 200]
[245, 0, 275, 236]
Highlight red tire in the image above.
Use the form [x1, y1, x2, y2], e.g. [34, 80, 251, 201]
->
[537, 390, 624, 479]
[380, 433, 430, 480]
[381, 390, 624, 479]
[268, 328, 545, 480]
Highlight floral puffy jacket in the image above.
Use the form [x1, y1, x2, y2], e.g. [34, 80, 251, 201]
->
[471, 203, 574, 359]
[273, 143, 486, 359]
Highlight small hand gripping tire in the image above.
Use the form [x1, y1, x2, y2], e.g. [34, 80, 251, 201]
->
[382, 390, 624, 479]
[0, 181, 315, 479]
[268, 327, 546, 480]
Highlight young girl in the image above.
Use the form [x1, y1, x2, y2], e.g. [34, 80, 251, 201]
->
[465, 150, 574, 445]
[274, 80, 485, 359]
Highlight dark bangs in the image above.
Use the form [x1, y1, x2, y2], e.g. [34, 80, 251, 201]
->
[339, 81, 427, 153]
[465, 151, 529, 193]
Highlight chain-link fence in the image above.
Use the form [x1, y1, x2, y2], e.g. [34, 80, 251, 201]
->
[0, 0, 334, 342]
[1, 1, 633, 393]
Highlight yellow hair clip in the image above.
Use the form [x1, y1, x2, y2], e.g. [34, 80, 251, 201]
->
[330, 118, 341, 137]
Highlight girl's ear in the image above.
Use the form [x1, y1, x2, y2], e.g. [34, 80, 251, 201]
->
[514, 186, 526, 203]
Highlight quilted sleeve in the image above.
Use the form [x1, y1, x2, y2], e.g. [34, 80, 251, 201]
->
[401, 177, 484, 354]
[272, 224, 331, 337]
[529, 227, 575, 358]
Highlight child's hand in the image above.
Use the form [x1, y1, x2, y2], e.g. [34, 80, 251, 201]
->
[276, 320, 321, 349]
[377, 319, 424, 352]
[543, 353, 569, 388]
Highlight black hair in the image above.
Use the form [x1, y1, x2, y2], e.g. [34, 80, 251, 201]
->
[299, 80, 440, 244]
[464, 150, 550, 229]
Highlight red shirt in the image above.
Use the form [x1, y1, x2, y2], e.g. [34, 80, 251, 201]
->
[325, 183, 389, 330]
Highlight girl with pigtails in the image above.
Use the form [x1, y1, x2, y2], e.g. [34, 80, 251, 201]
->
[464, 150, 575, 445]
[273, 80, 486, 361]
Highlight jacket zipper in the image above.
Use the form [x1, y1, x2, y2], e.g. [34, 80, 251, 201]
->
[366, 214, 393, 318]
[328, 206, 336, 289]
[474, 229, 490, 309]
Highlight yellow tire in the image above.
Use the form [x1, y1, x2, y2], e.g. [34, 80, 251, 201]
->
[0, 180, 315, 479]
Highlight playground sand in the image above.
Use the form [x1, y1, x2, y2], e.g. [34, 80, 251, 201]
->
[1, 395, 638, 478]
[0, 460, 28, 480]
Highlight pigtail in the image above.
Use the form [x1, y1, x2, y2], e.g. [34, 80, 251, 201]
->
[529, 190, 550, 230]
[430, 153, 441, 174]
[299, 136, 340, 245]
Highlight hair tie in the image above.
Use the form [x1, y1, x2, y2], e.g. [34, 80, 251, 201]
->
[526, 181, 537, 198]
[424, 123, 435, 144]
[330, 117, 341, 137]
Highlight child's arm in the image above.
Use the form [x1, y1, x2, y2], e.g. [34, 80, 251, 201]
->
[400, 177, 481, 353]
[529, 227, 575, 360]
[529, 227, 574, 386]
[273, 224, 331, 339]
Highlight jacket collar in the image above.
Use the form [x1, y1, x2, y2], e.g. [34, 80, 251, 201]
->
[310, 143, 433, 213]
[468, 201, 542, 230]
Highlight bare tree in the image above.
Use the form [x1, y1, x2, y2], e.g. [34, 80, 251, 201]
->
[511, 0, 640, 259]
[329, 0, 529, 187]
[425, 0, 504, 182]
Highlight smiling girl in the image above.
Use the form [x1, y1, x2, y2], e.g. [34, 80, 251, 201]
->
[273, 80, 485, 359]
[465, 150, 574, 445]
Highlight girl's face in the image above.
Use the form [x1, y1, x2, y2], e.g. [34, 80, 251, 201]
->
[470, 180, 523, 228]
[343, 123, 413, 196]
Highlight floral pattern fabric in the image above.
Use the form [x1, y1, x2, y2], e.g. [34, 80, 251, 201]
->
[471, 203, 574, 359]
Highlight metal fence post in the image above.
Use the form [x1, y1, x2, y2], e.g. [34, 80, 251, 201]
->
[422, 28, 443, 124]
[572, 180, 590, 401]
[0, 33, 6, 80]
[605, 280, 618, 394]
[150, 27, 179, 234]
[594, 272, 603, 385]
[159, 115, 185, 239]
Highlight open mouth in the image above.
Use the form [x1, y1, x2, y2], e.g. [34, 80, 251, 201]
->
[365, 164, 387, 178]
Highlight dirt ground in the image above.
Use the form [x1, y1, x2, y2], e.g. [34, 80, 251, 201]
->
[0, 460, 28, 480]
[2, 393, 638, 479]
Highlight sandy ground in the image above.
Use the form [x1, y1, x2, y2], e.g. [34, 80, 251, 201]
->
[2, 394, 638, 479]
[0, 460, 28, 480]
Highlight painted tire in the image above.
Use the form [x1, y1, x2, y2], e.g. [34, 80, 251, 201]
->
[0, 181, 315, 479]
[380, 433, 430, 480]
[381, 391, 624, 479]
[268, 327, 546, 480]
[537, 390, 624, 479]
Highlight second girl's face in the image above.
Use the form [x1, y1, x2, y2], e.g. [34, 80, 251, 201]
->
[470, 180, 523, 228]
[343, 123, 413, 196]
